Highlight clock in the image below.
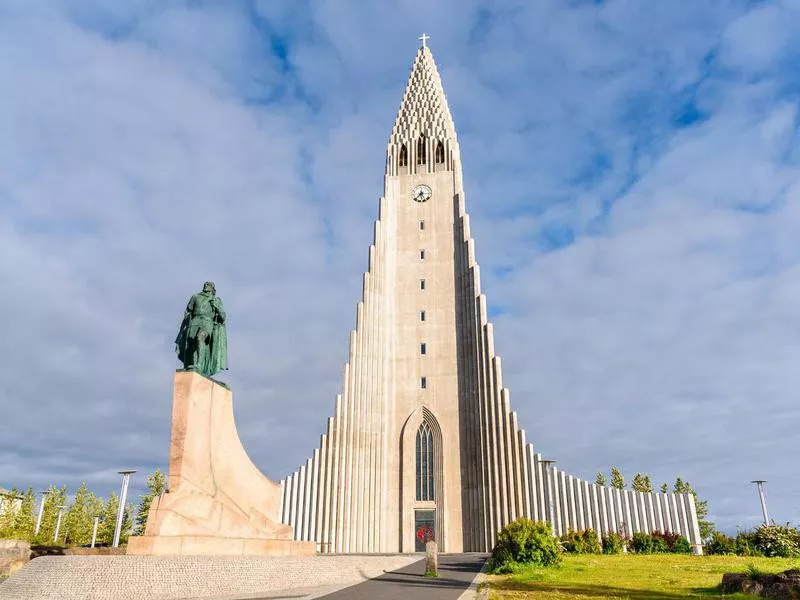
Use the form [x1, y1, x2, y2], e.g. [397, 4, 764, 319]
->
[412, 185, 432, 203]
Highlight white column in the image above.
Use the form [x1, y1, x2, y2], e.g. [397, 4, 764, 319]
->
[91, 516, 100, 548]
[279, 480, 286, 524]
[685, 493, 703, 553]
[662, 493, 674, 533]
[113, 470, 135, 548]
[518, 431, 532, 519]
[291, 469, 301, 537]
[597, 485, 609, 535]
[677, 493, 690, 539]
[34, 490, 48, 536]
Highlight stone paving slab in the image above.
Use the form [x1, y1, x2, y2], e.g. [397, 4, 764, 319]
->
[0, 554, 420, 600]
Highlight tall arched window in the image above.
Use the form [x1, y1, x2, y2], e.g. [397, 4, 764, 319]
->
[416, 421, 434, 501]
[416, 136, 427, 165]
[399, 144, 408, 167]
[435, 141, 445, 164]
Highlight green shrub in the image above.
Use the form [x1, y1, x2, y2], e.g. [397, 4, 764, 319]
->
[753, 524, 800, 558]
[627, 531, 691, 554]
[735, 531, 763, 557]
[672, 535, 692, 554]
[602, 532, 624, 554]
[651, 530, 679, 551]
[646, 530, 692, 553]
[488, 518, 561, 573]
[705, 531, 736, 555]
[560, 529, 601, 554]
[651, 535, 669, 553]
[582, 529, 601, 554]
[487, 545, 515, 574]
[629, 532, 655, 554]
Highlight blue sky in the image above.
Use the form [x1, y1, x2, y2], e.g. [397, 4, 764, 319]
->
[1, 0, 799, 534]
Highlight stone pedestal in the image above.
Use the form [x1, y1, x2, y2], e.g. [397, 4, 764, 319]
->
[425, 541, 438, 576]
[127, 372, 314, 556]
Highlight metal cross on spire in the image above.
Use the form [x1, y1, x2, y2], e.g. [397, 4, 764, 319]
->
[419, 33, 430, 48]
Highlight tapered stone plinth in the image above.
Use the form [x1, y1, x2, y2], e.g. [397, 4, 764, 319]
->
[127, 372, 314, 556]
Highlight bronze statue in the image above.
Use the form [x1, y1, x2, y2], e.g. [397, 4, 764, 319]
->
[175, 281, 228, 377]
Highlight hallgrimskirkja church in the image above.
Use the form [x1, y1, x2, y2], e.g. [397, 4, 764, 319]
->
[278, 41, 702, 554]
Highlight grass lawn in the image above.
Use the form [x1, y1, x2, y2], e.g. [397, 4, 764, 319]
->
[486, 554, 800, 599]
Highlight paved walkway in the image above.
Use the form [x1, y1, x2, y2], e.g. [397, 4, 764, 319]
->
[314, 553, 488, 600]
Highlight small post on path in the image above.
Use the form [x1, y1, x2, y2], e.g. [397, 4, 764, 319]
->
[425, 540, 439, 577]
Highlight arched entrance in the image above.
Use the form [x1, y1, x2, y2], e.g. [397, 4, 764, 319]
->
[401, 407, 443, 552]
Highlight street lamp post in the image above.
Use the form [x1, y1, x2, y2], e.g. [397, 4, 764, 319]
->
[34, 489, 50, 536]
[91, 516, 101, 548]
[112, 470, 136, 548]
[540, 459, 557, 536]
[751, 480, 770, 525]
[53, 506, 65, 544]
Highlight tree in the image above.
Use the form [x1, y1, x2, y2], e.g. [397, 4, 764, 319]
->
[0, 487, 20, 537]
[64, 482, 103, 546]
[632, 473, 653, 493]
[135, 469, 166, 535]
[0, 487, 35, 540]
[34, 485, 68, 545]
[98, 492, 135, 546]
[673, 478, 714, 540]
[595, 472, 607, 486]
[610, 466, 625, 490]
[660, 483, 668, 493]
[12, 488, 36, 541]
[98, 492, 118, 546]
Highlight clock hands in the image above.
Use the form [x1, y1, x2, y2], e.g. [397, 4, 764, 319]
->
[413, 186, 431, 202]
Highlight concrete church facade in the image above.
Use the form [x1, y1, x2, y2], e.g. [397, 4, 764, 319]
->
[279, 43, 702, 554]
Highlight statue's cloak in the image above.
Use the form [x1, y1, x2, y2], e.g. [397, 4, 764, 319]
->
[175, 295, 228, 376]
[209, 317, 228, 374]
[175, 313, 191, 367]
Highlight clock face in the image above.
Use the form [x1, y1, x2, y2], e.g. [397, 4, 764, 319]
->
[412, 185, 432, 203]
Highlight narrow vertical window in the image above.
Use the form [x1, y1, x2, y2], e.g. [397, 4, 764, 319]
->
[416, 421, 434, 500]
[420, 343, 426, 355]
[419, 221, 425, 231]
[420, 279, 425, 290]
[435, 140, 445, 163]
[420, 310, 426, 322]
[420, 249, 425, 260]
[416, 136, 427, 164]
[421, 376, 427, 389]
[399, 144, 408, 167]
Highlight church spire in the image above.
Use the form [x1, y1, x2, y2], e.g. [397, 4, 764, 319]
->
[387, 39, 458, 175]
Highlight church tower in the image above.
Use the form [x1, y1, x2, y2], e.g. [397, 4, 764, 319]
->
[279, 40, 703, 554]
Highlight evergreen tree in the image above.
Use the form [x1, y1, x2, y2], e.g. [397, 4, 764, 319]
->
[0, 487, 17, 536]
[610, 466, 625, 490]
[0, 487, 31, 539]
[98, 491, 118, 546]
[34, 485, 67, 545]
[135, 469, 166, 534]
[97, 492, 135, 546]
[673, 478, 714, 540]
[660, 483, 668, 493]
[11, 488, 36, 540]
[631, 473, 653, 493]
[595, 472, 607, 486]
[121, 502, 135, 544]
[64, 482, 102, 546]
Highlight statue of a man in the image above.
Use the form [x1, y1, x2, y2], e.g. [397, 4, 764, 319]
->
[175, 281, 228, 377]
